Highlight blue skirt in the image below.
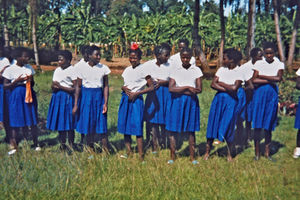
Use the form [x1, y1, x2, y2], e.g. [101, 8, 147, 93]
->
[76, 87, 107, 134]
[251, 84, 278, 131]
[118, 92, 144, 136]
[236, 87, 246, 121]
[295, 97, 300, 129]
[46, 90, 75, 131]
[165, 93, 200, 133]
[9, 85, 38, 127]
[0, 84, 4, 122]
[144, 86, 170, 125]
[206, 92, 238, 143]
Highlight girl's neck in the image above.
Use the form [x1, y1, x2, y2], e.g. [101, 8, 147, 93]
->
[88, 61, 96, 67]
[182, 64, 191, 69]
[227, 64, 236, 70]
[132, 63, 140, 69]
[16, 62, 24, 67]
[155, 61, 161, 66]
[61, 65, 70, 70]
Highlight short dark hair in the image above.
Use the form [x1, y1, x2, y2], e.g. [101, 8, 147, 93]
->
[58, 50, 72, 62]
[11, 47, 30, 59]
[224, 48, 242, 65]
[80, 45, 89, 55]
[180, 47, 193, 56]
[263, 42, 276, 51]
[86, 45, 100, 56]
[250, 47, 262, 58]
[129, 48, 142, 60]
[154, 43, 171, 57]
[178, 39, 189, 47]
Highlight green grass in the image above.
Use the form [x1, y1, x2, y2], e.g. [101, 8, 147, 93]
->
[0, 73, 299, 200]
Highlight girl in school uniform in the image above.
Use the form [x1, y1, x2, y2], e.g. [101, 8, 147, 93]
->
[73, 45, 89, 144]
[165, 47, 202, 164]
[46, 50, 77, 150]
[74, 45, 110, 152]
[235, 48, 263, 145]
[169, 39, 196, 67]
[293, 68, 300, 158]
[118, 44, 154, 160]
[204, 48, 243, 162]
[0, 41, 11, 141]
[3, 47, 39, 155]
[143, 43, 171, 153]
[251, 42, 284, 161]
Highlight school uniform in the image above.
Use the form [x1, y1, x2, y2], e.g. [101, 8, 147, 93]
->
[294, 68, 300, 129]
[46, 66, 77, 131]
[2, 63, 38, 127]
[0, 57, 10, 122]
[165, 64, 203, 133]
[169, 53, 196, 68]
[118, 65, 148, 136]
[206, 66, 243, 142]
[236, 61, 255, 121]
[76, 62, 111, 134]
[251, 57, 284, 131]
[143, 59, 172, 125]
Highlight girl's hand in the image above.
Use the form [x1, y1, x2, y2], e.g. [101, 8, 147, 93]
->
[53, 81, 61, 89]
[102, 104, 108, 114]
[72, 104, 78, 116]
[15, 75, 26, 83]
[154, 81, 160, 89]
[128, 92, 139, 101]
[188, 87, 198, 95]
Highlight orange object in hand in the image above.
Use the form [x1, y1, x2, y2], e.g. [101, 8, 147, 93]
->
[25, 80, 33, 103]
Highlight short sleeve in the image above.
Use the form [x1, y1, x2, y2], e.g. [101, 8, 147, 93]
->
[278, 62, 285, 70]
[215, 67, 224, 78]
[195, 67, 203, 78]
[103, 65, 111, 76]
[2, 67, 11, 80]
[296, 68, 300, 76]
[52, 68, 60, 81]
[69, 67, 78, 80]
[121, 67, 130, 80]
[27, 64, 35, 75]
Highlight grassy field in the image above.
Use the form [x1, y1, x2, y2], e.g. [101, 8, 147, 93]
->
[0, 71, 299, 200]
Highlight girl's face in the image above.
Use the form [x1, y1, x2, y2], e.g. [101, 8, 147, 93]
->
[157, 49, 170, 64]
[180, 51, 192, 68]
[253, 50, 263, 63]
[89, 50, 101, 64]
[223, 53, 232, 67]
[58, 55, 70, 69]
[178, 42, 187, 52]
[129, 52, 140, 68]
[17, 51, 30, 66]
[264, 48, 275, 63]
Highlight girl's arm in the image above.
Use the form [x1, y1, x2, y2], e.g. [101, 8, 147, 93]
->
[156, 79, 169, 87]
[72, 78, 81, 115]
[244, 79, 254, 91]
[296, 77, 300, 90]
[218, 80, 242, 92]
[252, 70, 270, 85]
[121, 86, 131, 96]
[3, 75, 27, 89]
[257, 69, 283, 82]
[188, 77, 202, 95]
[128, 78, 155, 101]
[0, 65, 9, 79]
[51, 81, 75, 94]
[102, 75, 109, 114]
[211, 76, 226, 92]
[168, 78, 193, 95]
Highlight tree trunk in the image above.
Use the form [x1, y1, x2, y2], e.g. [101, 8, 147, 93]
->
[29, 0, 41, 71]
[2, 0, 9, 46]
[192, 0, 208, 71]
[219, 0, 225, 66]
[286, 1, 300, 71]
[246, 0, 256, 60]
[273, 0, 285, 62]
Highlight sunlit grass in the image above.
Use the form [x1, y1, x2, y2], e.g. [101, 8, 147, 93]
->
[0, 73, 299, 199]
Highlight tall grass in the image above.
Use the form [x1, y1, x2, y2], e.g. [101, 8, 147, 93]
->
[0, 73, 299, 200]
